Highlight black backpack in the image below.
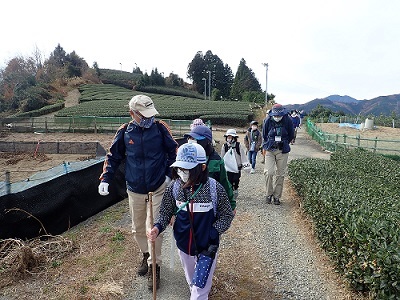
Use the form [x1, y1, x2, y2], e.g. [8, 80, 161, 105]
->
[224, 142, 241, 155]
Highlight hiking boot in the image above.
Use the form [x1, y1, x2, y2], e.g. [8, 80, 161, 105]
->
[273, 196, 281, 205]
[233, 190, 238, 200]
[137, 252, 150, 276]
[250, 168, 255, 174]
[147, 264, 160, 290]
[266, 195, 273, 204]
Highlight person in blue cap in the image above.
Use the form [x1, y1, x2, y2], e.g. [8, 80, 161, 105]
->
[184, 125, 236, 214]
[147, 142, 234, 299]
[262, 103, 294, 205]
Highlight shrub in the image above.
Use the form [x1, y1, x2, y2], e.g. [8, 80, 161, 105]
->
[288, 148, 400, 298]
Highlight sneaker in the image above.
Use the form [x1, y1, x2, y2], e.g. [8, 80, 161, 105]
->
[250, 168, 255, 174]
[137, 252, 150, 276]
[147, 264, 160, 290]
[266, 195, 273, 204]
[273, 196, 281, 205]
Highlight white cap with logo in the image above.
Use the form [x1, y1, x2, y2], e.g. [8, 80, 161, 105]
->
[129, 95, 159, 118]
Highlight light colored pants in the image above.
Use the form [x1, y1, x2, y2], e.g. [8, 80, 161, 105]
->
[127, 181, 166, 265]
[178, 249, 218, 300]
[263, 150, 289, 199]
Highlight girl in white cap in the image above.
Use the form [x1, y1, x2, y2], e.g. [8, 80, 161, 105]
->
[147, 142, 234, 299]
[220, 128, 250, 201]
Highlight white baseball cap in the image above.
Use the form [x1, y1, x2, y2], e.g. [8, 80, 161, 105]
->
[171, 143, 207, 170]
[128, 95, 159, 118]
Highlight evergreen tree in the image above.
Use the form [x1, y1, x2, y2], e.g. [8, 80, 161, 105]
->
[187, 50, 234, 99]
[230, 58, 262, 100]
[187, 51, 207, 94]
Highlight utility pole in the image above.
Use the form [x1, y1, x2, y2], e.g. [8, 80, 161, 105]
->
[207, 71, 211, 101]
[262, 63, 268, 105]
[202, 78, 206, 100]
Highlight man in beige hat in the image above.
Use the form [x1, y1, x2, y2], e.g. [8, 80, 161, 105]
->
[98, 94, 178, 290]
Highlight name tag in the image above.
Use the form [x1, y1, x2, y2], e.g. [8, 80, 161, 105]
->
[275, 136, 282, 142]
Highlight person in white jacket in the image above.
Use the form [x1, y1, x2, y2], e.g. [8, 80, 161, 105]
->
[220, 128, 250, 200]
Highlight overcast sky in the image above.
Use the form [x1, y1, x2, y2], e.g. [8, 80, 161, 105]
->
[2, 0, 400, 105]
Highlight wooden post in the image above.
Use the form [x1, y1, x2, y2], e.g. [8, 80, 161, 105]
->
[5, 171, 11, 194]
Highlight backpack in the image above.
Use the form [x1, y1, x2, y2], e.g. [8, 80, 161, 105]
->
[224, 142, 241, 156]
[172, 178, 218, 217]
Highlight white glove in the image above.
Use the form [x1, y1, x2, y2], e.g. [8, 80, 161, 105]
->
[98, 182, 109, 196]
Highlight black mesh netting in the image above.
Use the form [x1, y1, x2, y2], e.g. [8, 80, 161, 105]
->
[0, 160, 127, 239]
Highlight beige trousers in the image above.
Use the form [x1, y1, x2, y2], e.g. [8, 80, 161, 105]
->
[127, 181, 166, 265]
[263, 150, 289, 199]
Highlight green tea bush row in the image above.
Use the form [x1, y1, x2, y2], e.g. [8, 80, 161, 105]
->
[288, 149, 400, 298]
[57, 84, 255, 126]
[5, 102, 65, 121]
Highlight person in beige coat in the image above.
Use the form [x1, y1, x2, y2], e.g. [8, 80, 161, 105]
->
[221, 128, 250, 200]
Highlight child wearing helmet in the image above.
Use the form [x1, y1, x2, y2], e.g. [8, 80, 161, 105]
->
[220, 128, 250, 201]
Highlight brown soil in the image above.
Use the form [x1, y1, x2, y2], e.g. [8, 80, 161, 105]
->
[316, 122, 400, 139]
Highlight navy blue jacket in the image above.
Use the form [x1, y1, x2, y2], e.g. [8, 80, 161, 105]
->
[155, 178, 234, 255]
[262, 114, 294, 154]
[100, 120, 178, 194]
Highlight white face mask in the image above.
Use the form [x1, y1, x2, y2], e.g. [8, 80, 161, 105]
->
[177, 169, 190, 182]
[273, 116, 283, 122]
[251, 125, 257, 131]
[187, 138, 197, 144]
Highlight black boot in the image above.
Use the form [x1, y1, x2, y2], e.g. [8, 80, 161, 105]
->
[273, 196, 281, 205]
[147, 264, 160, 290]
[137, 252, 150, 276]
[266, 195, 273, 204]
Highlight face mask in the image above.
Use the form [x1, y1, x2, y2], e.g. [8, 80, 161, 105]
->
[226, 137, 233, 143]
[177, 169, 190, 182]
[251, 125, 257, 130]
[138, 116, 155, 128]
[187, 138, 197, 144]
[273, 116, 283, 122]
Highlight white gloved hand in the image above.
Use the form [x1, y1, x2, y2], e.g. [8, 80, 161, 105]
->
[98, 182, 109, 196]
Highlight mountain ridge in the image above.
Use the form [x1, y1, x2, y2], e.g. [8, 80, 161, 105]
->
[285, 94, 400, 116]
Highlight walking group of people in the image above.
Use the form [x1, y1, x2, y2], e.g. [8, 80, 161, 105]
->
[97, 95, 296, 299]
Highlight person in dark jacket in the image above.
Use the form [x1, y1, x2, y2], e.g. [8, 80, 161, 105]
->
[244, 120, 263, 173]
[184, 125, 235, 214]
[147, 142, 234, 299]
[98, 94, 178, 290]
[289, 110, 301, 144]
[262, 103, 294, 205]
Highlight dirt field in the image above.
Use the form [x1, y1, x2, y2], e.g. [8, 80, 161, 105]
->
[316, 122, 400, 139]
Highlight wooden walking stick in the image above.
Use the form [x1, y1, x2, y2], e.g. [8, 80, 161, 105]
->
[148, 192, 157, 300]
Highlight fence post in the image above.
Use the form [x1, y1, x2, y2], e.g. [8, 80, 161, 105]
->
[335, 134, 339, 151]
[343, 134, 347, 149]
[45, 117, 48, 133]
[374, 137, 378, 153]
[356, 134, 360, 147]
[5, 171, 11, 194]
[94, 116, 97, 134]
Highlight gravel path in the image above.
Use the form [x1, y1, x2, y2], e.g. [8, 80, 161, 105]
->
[123, 128, 359, 299]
